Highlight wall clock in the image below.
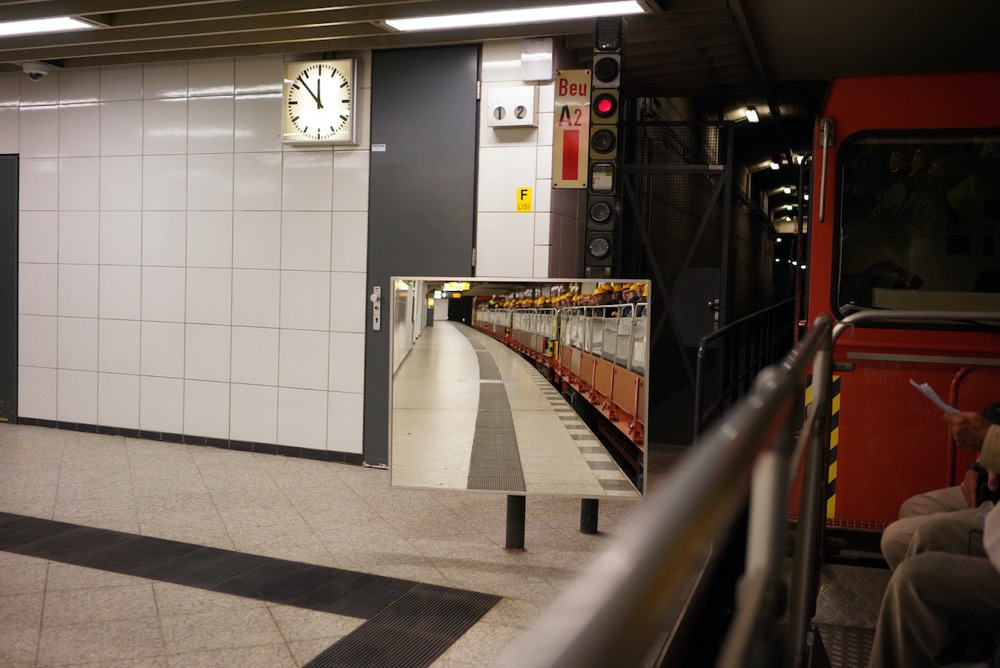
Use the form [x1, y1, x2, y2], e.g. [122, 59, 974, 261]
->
[282, 59, 358, 144]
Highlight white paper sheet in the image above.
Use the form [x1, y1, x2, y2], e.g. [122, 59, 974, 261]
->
[910, 378, 960, 414]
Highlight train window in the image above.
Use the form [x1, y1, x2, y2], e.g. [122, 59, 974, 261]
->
[835, 133, 1000, 316]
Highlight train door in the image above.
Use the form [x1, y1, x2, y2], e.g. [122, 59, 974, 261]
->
[808, 72, 1000, 525]
[363, 46, 479, 467]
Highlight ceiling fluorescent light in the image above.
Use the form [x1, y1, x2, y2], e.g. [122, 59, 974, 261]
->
[385, 2, 645, 32]
[0, 16, 92, 38]
[745, 107, 759, 123]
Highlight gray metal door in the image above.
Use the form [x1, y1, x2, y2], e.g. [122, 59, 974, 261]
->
[363, 46, 479, 466]
[0, 155, 16, 423]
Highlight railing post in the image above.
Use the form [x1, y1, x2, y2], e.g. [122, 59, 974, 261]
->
[787, 324, 833, 667]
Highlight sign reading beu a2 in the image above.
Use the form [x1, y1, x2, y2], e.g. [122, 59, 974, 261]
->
[552, 69, 590, 189]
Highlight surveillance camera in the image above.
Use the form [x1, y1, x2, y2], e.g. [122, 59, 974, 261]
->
[22, 62, 56, 81]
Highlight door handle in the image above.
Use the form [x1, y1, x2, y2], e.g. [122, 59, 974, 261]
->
[370, 285, 382, 331]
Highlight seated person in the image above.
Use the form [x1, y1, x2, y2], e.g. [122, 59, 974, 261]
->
[880, 402, 1000, 570]
[868, 409, 1000, 668]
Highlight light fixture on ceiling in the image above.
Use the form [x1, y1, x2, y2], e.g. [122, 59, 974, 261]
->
[782, 186, 791, 194]
[385, 1, 645, 31]
[769, 160, 781, 170]
[0, 16, 92, 37]
[745, 107, 759, 123]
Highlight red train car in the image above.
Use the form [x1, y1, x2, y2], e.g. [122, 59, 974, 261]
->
[807, 72, 1000, 527]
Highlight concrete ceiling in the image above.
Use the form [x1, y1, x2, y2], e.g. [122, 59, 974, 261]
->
[3, 0, 999, 165]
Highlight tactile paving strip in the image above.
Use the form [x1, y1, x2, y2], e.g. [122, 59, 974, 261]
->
[0, 511, 501, 668]
[458, 332, 527, 492]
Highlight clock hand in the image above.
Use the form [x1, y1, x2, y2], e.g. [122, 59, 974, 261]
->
[296, 76, 323, 108]
[316, 77, 323, 109]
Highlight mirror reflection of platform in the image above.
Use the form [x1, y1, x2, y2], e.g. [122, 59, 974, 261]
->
[391, 321, 640, 498]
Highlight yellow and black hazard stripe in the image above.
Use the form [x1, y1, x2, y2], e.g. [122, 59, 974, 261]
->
[827, 375, 840, 518]
[805, 375, 841, 519]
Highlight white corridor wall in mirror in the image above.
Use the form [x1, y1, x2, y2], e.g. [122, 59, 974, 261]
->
[4, 54, 372, 456]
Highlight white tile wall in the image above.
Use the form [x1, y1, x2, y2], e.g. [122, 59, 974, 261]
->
[100, 157, 143, 211]
[100, 101, 143, 156]
[189, 59, 235, 97]
[143, 211, 186, 266]
[57, 369, 97, 423]
[189, 96, 235, 153]
[99, 211, 142, 264]
[330, 211, 368, 273]
[328, 391, 363, 454]
[58, 265, 98, 317]
[140, 375, 184, 433]
[328, 332, 365, 394]
[19, 265, 57, 316]
[231, 326, 279, 385]
[476, 40, 570, 279]
[18, 315, 56, 367]
[11, 45, 542, 459]
[233, 210, 281, 268]
[19, 211, 57, 263]
[232, 269, 279, 327]
[282, 150, 333, 211]
[279, 329, 329, 390]
[233, 153, 282, 210]
[188, 153, 234, 210]
[140, 321, 185, 377]
[20, 105, 58, 158]
[141, 267, 185, 322]
[18, 367, 56, 420]
[57, 317, 98, 371]
[280, 271, 330, 331]
[142, 155, 187, 210]
[278, 387, 327, 450]
[234, 94, 282, 153]
[59, 157, 100, 210]
[19, 158, 58, 210]
[184, 324, 231, 382]
[187, 211, 233, 268]
[186, 267, 232, 325]
[59, 211, 99, 264]
[230, 383, 277, 443]
[99, 319, 140, 375]
[101, 65, 143, 102]
[59, 69, 100, 104]
[0, 107, 19, 153]
[143, 98, 188, 154]
[184, 380, 230, 439]
[99, 265, 141, 320]
[58, 104, 100, 157]
[98, 372, 140, 428]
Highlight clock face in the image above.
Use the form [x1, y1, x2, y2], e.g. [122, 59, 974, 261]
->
[282, 59, 357, 144]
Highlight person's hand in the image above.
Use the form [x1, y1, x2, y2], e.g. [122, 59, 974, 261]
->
[944, 411, 993, 452]
[962, 467, 980, 507]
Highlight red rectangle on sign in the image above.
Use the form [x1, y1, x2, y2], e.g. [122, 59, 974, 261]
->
[562, 130, 579, 181]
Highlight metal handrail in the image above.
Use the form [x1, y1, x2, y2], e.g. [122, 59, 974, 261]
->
[501, 307, 1000, 668]
[693, 298, 796, 436]
[500, 315, 835, 668]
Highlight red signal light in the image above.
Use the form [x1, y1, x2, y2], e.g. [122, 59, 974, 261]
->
[592, 92, 618, 119]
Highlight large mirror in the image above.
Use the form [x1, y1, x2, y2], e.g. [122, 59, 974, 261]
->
[389, 277, 650, 497]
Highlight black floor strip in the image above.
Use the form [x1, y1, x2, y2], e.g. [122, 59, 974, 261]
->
[0, 511, 501, 667]
[457, 329, 527, 492]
